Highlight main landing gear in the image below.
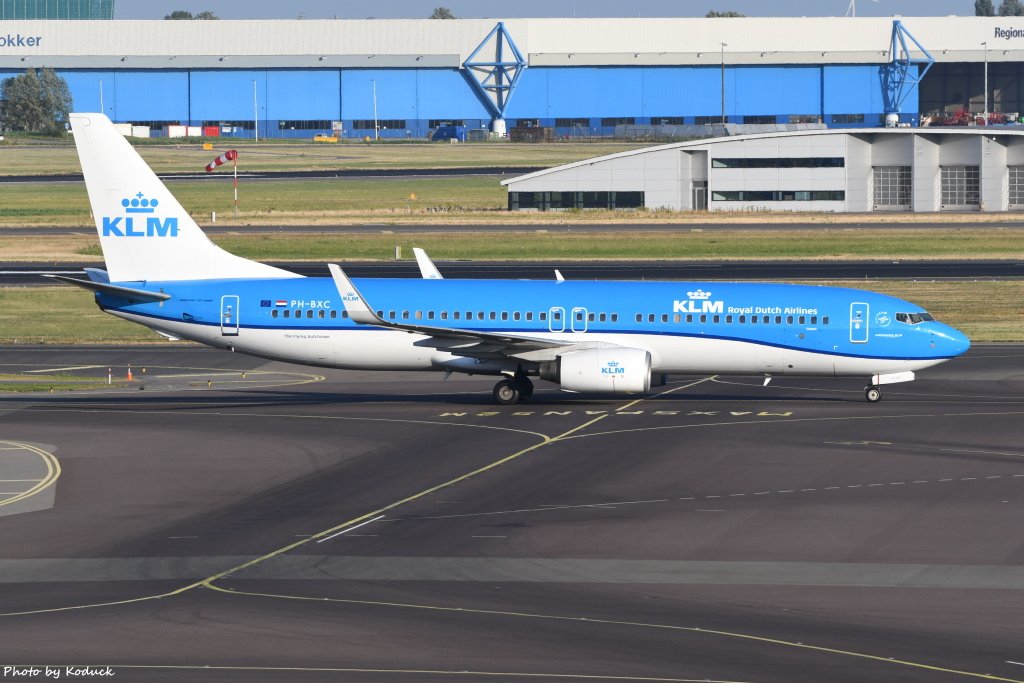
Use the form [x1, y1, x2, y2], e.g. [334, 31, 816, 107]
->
[492, 371, 534, 405]
[865, 385, 882, 403]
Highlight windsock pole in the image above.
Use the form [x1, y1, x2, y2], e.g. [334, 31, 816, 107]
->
[204, 149, 240, 218]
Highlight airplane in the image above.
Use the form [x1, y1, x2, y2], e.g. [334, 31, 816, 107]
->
[47, 113, 970, 405]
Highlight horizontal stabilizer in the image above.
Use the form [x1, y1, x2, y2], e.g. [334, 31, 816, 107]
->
[43, 274, 171, 302]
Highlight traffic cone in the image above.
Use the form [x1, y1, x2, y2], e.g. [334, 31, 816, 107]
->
[127, 365, 133, 381]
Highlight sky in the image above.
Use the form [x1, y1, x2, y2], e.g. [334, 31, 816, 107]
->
[114, 0, 976, 20]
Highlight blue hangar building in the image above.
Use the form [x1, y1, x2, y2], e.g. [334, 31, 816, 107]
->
[1, 16, 1023, 138]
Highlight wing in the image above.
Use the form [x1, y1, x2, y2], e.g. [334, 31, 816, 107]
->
[328, 264, 569, 356]
[413, 248, 444, 280]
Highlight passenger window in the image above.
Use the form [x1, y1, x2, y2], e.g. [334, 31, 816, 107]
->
[700, 314, 707, 323]
[648, 314, 655, 323]
[739, 315, 745, 323]
[635, 314, 642, 323]
[284, 310, 291, 318]
[478, 312, 485, 320]
[611, 313, 618, 322]
[402, 311, 410, 320]
[318, 310, 325, 318]
[376, 310, 384, 318]
[415, 311, 423, 320]
[388, 310, 396, 319]
[440, 311, 448, 320]
[553, 311, 561, 321]
[810, 316, 817, 324]
[466, 311, 472, 319]
[342, 311, 349, 318]
[514, 312, 521, 321]
[588, 312, 595, 322]
[599, 313, 606, 322]
[330, 310, 337, 318]
[713, 315, 720, 323]
[539, 312, 546, 321]
[673, 313, 681, 323]
[762, 316, 770, 324]
[661, 314, 668, 323]
[726, 315, 733, 323]
[576, 311, 584, 321]
[686, 314, 693, 323]
[272, 309, 279, 318]
[787, 316, 793, 324]
[490, 312, 497, 320]
[453, 311, 460, 320]
[823, 316, 829, 325]
[526, 312, 534, 321]
[798, 316, 805, 325]
[750, 316, 756, 324]
[427, 311, 434, 320]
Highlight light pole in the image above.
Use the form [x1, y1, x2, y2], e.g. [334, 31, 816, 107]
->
[981, 41, 989, 122]
[98, 79, 104, 115]
[720, 43, 727, 124]
[252, 79, 259, 142]
[371, 79, 379, 140]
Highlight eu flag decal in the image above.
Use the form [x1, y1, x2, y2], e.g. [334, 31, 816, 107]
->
[260, 300, 271, 307]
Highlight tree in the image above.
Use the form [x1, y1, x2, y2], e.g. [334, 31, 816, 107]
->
[706, 10, 746, 17]
[164, 10, 218, 19]
[999, 0, 1024, 15]
[976, 0, 996, 15]
[0, 68, 72, 135]
[429, 7, 456, 19]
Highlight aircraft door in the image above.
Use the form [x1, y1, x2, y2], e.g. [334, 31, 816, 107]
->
[571, 307, 589, 333]
[548, 306, 565, 333]
[220, 295, 240, 336]
[850, 302, 869, 343]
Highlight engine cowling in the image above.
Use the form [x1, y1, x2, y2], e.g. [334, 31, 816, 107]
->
[547, 347, 652, 394]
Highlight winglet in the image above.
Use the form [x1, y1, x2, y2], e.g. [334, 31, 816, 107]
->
[554, 269, 565, 282]
[327, 264, 383, 325]
[413, 247, 443, 280]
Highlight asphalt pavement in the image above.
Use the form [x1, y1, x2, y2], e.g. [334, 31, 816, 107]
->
[0, 345, 1022, 681]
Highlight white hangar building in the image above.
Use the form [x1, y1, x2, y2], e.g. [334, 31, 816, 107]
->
[501, 129, 1024, 212]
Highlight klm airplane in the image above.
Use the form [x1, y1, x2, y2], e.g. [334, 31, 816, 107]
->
[49, 114, 970, 404]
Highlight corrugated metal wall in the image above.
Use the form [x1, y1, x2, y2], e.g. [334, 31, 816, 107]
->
[0, 64, 910, 137]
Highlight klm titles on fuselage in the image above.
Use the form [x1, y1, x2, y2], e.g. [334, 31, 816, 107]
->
[102, 193, 178, 237]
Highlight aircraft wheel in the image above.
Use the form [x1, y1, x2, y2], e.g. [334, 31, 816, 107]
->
[515, 377, 534, 402]
[493, 379, 520, 405]
[865, 386, 882, 403]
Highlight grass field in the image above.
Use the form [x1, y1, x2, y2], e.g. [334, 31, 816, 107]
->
[44, 228, 1024, 263]
[0, 139, 647, 176]
[0, 177, 508, 227]
[2, 282, 1021, 343]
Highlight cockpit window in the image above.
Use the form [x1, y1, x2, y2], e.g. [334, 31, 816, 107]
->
[896, 312, 932, 325]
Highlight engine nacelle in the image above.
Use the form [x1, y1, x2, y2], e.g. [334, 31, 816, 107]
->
[546, 347, 652, 394]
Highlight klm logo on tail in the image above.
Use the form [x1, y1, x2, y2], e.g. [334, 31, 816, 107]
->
[102, 192, 178, 237]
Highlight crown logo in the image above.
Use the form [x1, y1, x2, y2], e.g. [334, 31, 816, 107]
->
[607, 361, 619, 367]
[687, 289, 712, 300]
[122, 192, 159, 214]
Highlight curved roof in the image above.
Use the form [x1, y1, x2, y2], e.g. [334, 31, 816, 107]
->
[501, 127, 1024, 186]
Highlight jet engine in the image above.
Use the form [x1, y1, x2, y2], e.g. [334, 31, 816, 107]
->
[541, 347, 652, 394]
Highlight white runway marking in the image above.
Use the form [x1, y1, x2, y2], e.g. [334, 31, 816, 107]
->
[24, 365, 102, 374]
[316, 514, 385, 543]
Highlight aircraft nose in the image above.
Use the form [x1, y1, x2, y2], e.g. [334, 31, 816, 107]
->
[932, 323, 971, 357]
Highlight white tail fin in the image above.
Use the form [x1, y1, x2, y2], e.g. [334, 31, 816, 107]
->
[70, 113, 296, 282]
